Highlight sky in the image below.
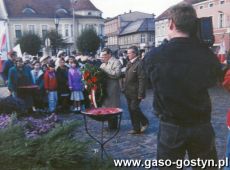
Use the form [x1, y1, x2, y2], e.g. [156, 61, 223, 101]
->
[91, 0, 182, 18]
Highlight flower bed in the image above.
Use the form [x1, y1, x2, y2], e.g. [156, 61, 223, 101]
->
[0, 114, 115, 169]
[0, 113, 58, 138]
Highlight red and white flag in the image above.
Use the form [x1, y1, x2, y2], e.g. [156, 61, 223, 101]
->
[218, 41, 226, 64]
[0, 25, 8, 60]
[0, 33, 6, 51]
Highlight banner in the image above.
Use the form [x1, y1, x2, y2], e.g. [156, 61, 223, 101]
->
[0, 25, 8, 60]
[13, 44, 23, 58]
[218, 41, 226, 64]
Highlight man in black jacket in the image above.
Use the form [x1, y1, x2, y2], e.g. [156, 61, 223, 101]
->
[144, 3, 222, 168]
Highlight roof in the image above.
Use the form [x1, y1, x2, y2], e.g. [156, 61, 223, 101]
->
[73, 0, 101, 12]
[105, 11, 154, 24]
[4, 0, 72, 18]
[184, 0, 206, 4]
[3, 0, 101, 18]
[155, 0, 206, 21]
[120, 18, 155, 36]
[119, 11, 154, 22]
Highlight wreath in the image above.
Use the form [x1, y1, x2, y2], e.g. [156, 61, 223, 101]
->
[81, 63, 107, 108]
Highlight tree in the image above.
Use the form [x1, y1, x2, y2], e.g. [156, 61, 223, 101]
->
[17, 33, 41, 56]
[45, 30, 66, 54]
[77, 28, 100, 55]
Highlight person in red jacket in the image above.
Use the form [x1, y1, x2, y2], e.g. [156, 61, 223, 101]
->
[44, 62, 57, 113]
[222, 69, 230, 170]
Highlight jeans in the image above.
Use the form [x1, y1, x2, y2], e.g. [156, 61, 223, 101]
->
[48, 91, 57, 112]
[157, 121, 218, 170]
[225, 130, 230, 170]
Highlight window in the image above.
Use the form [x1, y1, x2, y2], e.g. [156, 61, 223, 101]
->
[148, 34, 154, 42]
[71, 24, 73, 36]
[220, 0, 225, 4]
[58, 24, 62, 35]
[200, 5, 203, 9]
[41, 25, 48, 38]
[22, 8, 36, 14]
[208, 3, 213, 7]
[15, 25, 22, 38]
[56, 9, 68, 14]
[65, 24, 69, 37]
[219, 13, 224, 28]
[88, 12, 92, 16]
[99, 24, 104, 35]
[28, 25, 35, 34]
[141, 34, 145, 43]
[85, 24, 94, 30]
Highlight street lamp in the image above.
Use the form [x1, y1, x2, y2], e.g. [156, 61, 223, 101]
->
[54, 15, 60, 32]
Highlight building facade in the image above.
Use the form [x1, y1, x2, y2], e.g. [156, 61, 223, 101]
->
[155, 0, 230, 52]
[0, 0, 104, 54]
[104, 11, 155, 53]
[194, 0, 230, 51]
[119, 18, 155, 51]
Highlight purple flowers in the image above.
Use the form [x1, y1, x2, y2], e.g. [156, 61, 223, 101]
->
[0, 114, 11, 129]
[0, 113, 58, 138]
[24, 113, 58, 138]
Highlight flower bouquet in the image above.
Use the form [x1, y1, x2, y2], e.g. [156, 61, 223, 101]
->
[82, 63, 107, 108]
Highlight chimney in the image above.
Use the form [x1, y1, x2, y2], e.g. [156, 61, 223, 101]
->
[129, 10, 132, 13]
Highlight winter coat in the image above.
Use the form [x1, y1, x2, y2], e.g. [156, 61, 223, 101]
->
[3, 59, 14, 81]
[56, 66, 69, 94]
[44, 69, 57, 91]
[100, 57, 122, 107]
[68, 67, 83, 91]
[144, 37, 222, 126]
[31, 69, 44, 90]
[124, 58, 146, 99]
[8, 65, 33, 92]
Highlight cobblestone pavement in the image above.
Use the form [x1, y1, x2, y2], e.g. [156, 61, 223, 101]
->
[0, 86, 229, 163]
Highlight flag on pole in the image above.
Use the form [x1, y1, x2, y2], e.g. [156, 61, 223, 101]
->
[13, 44, 23, 58]
[0, 33, 6, 50]
[218, 41, 226, 64]
[0, 26, 8, 72]
[0, 25, 8, 60]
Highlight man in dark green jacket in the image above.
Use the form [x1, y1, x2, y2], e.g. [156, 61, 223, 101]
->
[124, 46, 149, 134]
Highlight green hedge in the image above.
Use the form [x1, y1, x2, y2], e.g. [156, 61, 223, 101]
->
[0, 121, 116, 170]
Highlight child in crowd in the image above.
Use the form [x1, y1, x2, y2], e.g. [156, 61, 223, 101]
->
[31, 61, 44, 111]
[56, 58, 70, 112]
[68, 60, 84, 112]
[44, 62, 57, 113]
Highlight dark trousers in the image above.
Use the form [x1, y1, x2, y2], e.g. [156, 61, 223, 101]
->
[157, 121, 218, 170]
[58, 95, 70, 111]
[126, 96, 148, 132]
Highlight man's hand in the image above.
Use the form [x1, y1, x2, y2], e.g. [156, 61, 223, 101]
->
[138, 97, 144, 100]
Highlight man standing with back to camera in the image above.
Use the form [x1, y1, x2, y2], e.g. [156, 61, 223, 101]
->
[144, 3, 222, 169]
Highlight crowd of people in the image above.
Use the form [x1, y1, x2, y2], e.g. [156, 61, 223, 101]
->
[1, 50, 120, 113]
[0, 2, 230, 169]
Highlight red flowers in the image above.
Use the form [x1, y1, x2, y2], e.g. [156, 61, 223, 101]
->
[81, 63, 106, 107]
[92, 76, 97, 83]
[83, 71, 90, 80]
